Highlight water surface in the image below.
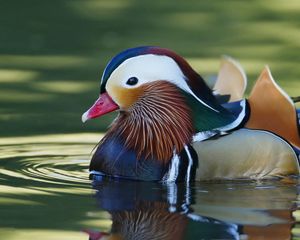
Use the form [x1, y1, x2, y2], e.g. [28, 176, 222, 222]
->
[1, 134, 300, 240]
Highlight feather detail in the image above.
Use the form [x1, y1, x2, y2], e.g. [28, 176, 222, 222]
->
[101, 81, 194, 164]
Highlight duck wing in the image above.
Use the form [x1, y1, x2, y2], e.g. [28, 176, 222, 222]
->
[213, 56, 247, 103]
[245, 66, 300, 149]
[193, 128, 299, 180]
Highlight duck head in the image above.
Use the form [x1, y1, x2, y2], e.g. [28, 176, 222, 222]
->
[82, 47, 235, 180]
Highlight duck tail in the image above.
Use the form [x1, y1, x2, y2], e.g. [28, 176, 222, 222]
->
[245, 66, 300, 149]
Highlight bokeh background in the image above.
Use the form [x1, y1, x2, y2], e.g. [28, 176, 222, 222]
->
[1, 0, 299, 137]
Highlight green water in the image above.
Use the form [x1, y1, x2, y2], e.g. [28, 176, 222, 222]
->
[0, 134, 109, 239]
[1, 134, 300, 240]
[1, 0, 300, 138]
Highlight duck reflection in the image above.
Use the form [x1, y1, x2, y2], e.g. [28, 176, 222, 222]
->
[85, 179, 297, 240]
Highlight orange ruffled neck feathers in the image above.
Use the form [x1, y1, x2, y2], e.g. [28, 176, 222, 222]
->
[103, 81, 194, 164]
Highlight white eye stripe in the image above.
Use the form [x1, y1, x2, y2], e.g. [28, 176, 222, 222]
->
[108, 54, 218, 112]
[108, 54, 185, 88]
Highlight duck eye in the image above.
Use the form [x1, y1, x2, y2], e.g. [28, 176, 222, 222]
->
[126, 77, 139, 86]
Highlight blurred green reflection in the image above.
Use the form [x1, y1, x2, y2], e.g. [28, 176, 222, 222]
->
[0, 0, 299, 137]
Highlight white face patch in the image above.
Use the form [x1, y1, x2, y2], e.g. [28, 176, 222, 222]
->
[106, 54, 218, 112]
[107, 54, 186, 89]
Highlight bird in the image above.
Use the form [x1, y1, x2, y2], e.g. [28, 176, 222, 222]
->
[82, 46, 300, 182]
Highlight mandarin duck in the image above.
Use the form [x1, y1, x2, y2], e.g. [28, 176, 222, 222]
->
[82, 46, 300, 181]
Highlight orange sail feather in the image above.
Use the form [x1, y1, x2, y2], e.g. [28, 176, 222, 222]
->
[246, 66, 300, 149]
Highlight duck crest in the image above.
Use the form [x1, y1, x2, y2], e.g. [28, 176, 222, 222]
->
[103, 81, 194, 164]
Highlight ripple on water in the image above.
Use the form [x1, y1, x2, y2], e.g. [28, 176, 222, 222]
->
[0, 133, 101, 186]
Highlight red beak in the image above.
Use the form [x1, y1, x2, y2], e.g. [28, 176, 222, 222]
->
[82, 229, 109, 240]
[82, 92, 119, 123]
